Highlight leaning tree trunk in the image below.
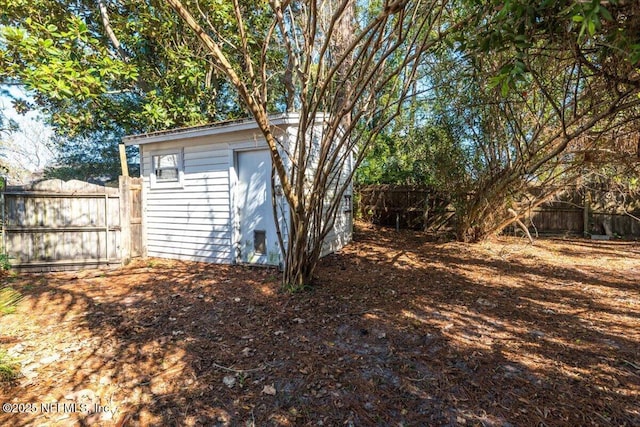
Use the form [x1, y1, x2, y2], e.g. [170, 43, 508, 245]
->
[455, 170, 571, 242]
[454, 170, 523, 242]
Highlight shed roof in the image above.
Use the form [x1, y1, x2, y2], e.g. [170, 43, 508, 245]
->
[122, 112, 325, 146]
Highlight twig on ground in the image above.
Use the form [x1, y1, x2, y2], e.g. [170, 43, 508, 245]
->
[623, 359, 640, 371]
[211, 362, 265, 374]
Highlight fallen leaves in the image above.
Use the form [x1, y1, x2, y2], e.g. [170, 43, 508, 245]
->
[0, 225, 638, 426]
[222, 375, 235, 388]
[261, 384, 276, 395]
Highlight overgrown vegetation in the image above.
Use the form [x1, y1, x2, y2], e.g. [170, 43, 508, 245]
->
[0, 258, 21, 383]
[359, 0, 640, 242]
[0, 253, 10, 272]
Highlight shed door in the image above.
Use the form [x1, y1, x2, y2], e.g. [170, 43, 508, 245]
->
[236, 150, 280, 265]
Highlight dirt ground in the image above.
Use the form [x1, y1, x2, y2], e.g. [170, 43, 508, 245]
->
[1, 223, 639, 426]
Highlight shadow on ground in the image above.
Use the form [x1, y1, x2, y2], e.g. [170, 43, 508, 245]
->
[0, 223, 638, 426]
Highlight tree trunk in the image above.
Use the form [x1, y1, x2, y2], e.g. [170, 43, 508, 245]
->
[283, 217, 318, 289]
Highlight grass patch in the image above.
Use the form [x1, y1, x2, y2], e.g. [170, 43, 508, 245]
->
[0, 350, 19, 382]
[0, 285, 22, 315]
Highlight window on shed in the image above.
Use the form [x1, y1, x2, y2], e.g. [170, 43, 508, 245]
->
[149, 149, 184, 189]
[153, 153, 180, 182]
[254, 230, 266, 254]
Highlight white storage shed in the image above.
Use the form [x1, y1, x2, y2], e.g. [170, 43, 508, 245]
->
[122, 113, 353, 266]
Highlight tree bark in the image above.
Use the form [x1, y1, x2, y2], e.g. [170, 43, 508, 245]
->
[97, 0, 129, 62]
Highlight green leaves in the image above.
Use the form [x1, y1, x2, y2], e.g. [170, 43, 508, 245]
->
[1, 0, 140, 135]
[358, 109, 470, 191]
[460, 0, 639, 95]
[0, 0, 278, 139]
[487, 60, 527, 97]
[630, 45, 640, 66]
[570, 0, 614, 39]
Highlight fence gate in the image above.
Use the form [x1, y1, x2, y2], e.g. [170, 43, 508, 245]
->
[1, 177, 144, 272]
[119, 176, 144, 261]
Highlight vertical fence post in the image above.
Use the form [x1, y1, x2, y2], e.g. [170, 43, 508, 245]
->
[1, 177, 5, 255]
[105, 192, 110, 263]
[119, 176, 132, 265]
[423, 189, 429, 231]
[119, 143, 129, 177]
[583, 191, 591, 236]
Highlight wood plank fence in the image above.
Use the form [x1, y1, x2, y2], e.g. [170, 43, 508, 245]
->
[1, 177, 143, 271]
[527, 205, 640, 236]
[356, 185, 455, 231]
[521, 189, 640, 236]
[356, 184, 640, 237]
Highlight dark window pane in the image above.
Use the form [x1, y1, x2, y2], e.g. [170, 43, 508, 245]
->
[254, 230, 266, 254]
[154, 154, 179, 182]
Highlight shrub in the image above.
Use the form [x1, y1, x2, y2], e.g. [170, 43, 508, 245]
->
[0, 253, 10, 271]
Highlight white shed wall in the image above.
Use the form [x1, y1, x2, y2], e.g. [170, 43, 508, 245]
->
[133, 115, 352, 265]
[287, 123, 353, 257]
[141, 132, 269, 263]
[320, 139, 354, 257]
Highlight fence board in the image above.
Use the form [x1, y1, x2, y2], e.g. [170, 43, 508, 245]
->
[2, 178, 143, 271]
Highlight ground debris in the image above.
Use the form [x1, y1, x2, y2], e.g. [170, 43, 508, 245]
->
[222, 375, 236, 388]
[262, 384, 276, 395]
[1, 223, 638, 426]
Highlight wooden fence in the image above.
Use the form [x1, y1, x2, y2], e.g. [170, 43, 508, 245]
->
[528, 205, 640, 236]
[356, 184, 640, 237]
[356, 185, 455, 231]
[1, 177, 143, 271]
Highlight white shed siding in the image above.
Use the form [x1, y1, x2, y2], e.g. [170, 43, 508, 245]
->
[298, 122, 353, 257]
[320, 147, 354, 257]
[141, 137, 234, 263]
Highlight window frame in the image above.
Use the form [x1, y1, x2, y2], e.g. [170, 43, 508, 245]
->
[149, 149, 185, 189]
